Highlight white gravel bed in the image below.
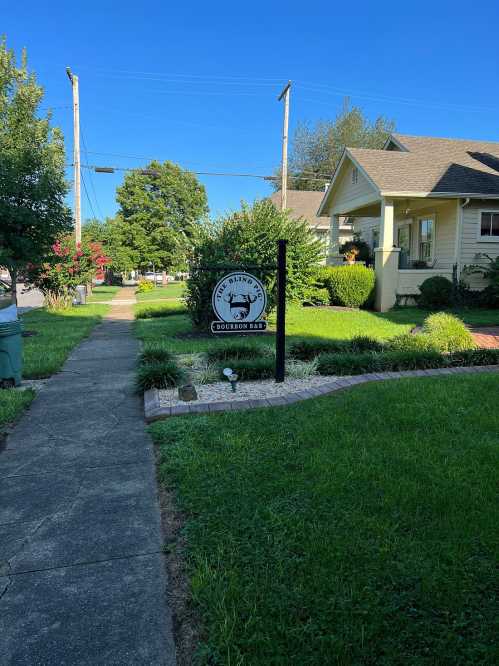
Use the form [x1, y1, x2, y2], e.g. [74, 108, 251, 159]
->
[158, 374, 340, 407]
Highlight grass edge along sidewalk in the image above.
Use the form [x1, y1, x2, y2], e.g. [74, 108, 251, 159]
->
[0, 302, 108, 429]
[150, 371, 499, 664]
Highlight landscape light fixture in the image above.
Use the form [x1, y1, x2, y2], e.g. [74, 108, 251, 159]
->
[223, 368, 238, 392]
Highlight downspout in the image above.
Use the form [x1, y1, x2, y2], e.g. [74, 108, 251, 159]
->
[454, 197, 470, 278]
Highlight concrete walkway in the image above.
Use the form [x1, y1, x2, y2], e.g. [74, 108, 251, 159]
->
[0, 288, 176, 665]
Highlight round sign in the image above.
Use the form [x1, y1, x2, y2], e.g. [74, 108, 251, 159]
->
[212, 272, 267, 323]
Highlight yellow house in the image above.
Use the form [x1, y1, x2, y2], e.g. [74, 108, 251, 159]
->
[318, 133, 499, 311]
[269, 190, 353, 263]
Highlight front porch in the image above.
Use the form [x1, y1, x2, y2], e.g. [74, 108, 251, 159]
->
[329, 196, 461, 311]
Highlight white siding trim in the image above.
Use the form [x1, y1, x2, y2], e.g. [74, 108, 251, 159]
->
[476, 209, 499, 243]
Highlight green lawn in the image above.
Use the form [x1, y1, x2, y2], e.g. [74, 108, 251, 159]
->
[135, 282, 186, 301]
[134, 304, 499, 355]
[86, 285, 120, 302]
[21, 304, 108, 378]
[0, 389, 35, 429]
[151, 373, 499, 664]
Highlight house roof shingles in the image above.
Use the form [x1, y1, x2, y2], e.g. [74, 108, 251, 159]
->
[269, 190, 329, 228]
[349, 133, 499, 196]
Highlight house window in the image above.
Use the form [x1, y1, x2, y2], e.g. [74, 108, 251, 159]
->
[352, 167, 358, 185]
[418, 217, 434, 262]
[479, 211, 499, 239]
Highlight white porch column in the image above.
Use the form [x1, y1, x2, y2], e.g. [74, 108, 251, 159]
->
[327, 214, 343, 265]
[374, 198, 399, 311]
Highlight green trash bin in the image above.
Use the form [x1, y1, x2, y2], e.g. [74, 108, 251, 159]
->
[0, 320, 23, 387]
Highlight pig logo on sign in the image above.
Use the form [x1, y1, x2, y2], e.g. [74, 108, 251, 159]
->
[212, 272, 267, 324]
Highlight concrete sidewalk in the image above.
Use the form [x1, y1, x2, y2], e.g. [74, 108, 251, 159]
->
[0, 288, 176, 665]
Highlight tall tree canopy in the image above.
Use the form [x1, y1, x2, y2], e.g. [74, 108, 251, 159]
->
[0, 39, 72, 297]
[273, 99, 395, 191]
[116, 160, 208, 272]
[82, 216, 138, 275]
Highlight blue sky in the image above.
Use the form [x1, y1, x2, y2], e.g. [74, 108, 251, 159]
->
[3, 0, 499, 221]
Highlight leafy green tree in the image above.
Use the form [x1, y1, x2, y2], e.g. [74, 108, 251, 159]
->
[82, 216, 137, 276]
[272, 98, 395, 191]
[115, 160, 208, 273]
[0, 39, 72, 301]
[186, 199, 323, 330]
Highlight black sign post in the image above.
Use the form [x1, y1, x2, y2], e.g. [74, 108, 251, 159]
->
[275, 239, 287, 383]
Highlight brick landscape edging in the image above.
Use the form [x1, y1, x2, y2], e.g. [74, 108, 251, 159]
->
[144, 365, 499, 423]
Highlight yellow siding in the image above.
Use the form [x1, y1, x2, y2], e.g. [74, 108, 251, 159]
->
[332, 164, 377, 213]
[397, 269, 453, 295]
[460, 201, 499, 289]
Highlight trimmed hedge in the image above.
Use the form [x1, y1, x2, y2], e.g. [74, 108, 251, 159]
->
[418, 276, 453, 308]
[317, 348, 499, 377]
[207, 342, 272, 363]
[318, 265, 375, 308]
[317, 350, 444, 376]
[288, 339, 350, 360]
[422, 312, 476, 353]
[217, 357, 275, 381]
[135, 302, 188, 319]
[288, 336, 384, 361]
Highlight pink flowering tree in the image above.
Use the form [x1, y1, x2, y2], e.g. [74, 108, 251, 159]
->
[26, 237, 110, 310]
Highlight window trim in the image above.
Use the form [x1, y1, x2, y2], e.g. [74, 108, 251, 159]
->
[417, 215, 436, 262]
[351, 167, 358, 185]
[477, 209, 499, 243]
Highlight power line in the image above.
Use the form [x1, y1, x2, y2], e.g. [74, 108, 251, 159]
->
[80, 125, 104, 220]
[78, 163, 330, 183]
[80, 169, 98, 221]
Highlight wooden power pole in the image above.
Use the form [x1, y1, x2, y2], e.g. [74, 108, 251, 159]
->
[66, 67, 81, 243]
[277, 81, 291, 211]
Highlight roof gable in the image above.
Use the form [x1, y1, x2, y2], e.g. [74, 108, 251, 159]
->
[346, 133, 499, 197]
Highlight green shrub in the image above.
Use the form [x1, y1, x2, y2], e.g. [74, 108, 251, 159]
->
[288, 339, 350, 360]
[422, 312, 476, 353]
[136, 360, 186, 391]
[318, 265, 375, 308]
[136, 279, 154, 294]
[317, 350, 445, 376]
[138, 345, 173, 365]
[206, 341, 271, 363]
[302, 286, 330, 306]
[388, 332, 437, 352]
[349, 335, 385, 353]
[185, 199, 324, 330]
[418, 276, 453, 308]
[288, 336, 383, 361]
[135, 302, 188, 319]
[448, 348, 499, 366]
[218, 357, 275, 381]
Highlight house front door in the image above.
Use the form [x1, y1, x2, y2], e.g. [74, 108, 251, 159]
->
[397, 224, 411, 268]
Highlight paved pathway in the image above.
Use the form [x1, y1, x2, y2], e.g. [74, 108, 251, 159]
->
[0, 288, 176, 665]
[471, 326, 499, 349]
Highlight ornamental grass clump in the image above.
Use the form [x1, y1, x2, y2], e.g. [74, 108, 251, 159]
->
[138, 345, 174, 365]
[136, 360, 186, 391]
[421, 312, 476, 353]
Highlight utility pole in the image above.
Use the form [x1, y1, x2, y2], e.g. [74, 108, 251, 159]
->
[277, 81, 291, 211]
[66, 67, 81, 243]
